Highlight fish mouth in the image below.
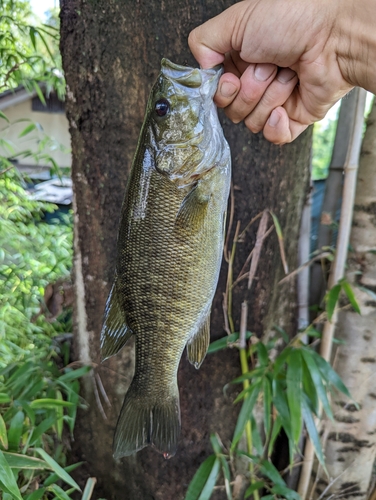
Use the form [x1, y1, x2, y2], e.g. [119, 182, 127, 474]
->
[161, 58, 223, 96]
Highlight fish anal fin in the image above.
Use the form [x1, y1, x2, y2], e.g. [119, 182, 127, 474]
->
[175, 184, 209, 232]
[100, 282, 133, 361]
[113, 384, 180, 459]
[187, 312, 211, 369]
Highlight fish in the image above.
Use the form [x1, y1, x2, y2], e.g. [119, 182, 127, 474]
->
[100, 58, 231, 459]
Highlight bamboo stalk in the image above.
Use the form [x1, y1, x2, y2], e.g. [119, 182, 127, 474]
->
[297, 88, 367, 499]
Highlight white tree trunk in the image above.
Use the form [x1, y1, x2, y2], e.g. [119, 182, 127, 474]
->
[311, 97, 376, 499]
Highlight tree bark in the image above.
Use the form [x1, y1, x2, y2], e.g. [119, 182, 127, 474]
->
[311, 98, 376, 499]
[60, 1, 311, 498]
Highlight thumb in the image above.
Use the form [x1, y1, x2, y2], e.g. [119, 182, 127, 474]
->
[188, 2, 249, 69]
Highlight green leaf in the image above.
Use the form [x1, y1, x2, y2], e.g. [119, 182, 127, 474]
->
[0, 393, 11, 403]
[273, 325, 289, 344]
[256, 342, 269, 366]
[59, 366, 92, 383]
[198, 458, 220, 500]
[24, 488, 46, 500]
[30, 415, 56, 446]
[18, 122, 37, 138]
[263, 376, 272, 435]
[35, 448, 81, 491]
[33, 81, 46, 106]
[0, 449, 23, 500]
[268, 416, 282, 458]
[44, 462, 83, 487]
[2, 452, 49, 469]
[274, 346, 293, 374]
[185, 455, 216, 500]
[259, 459, 286, 487]
[301, 395, 326, 469]
[271, 484, 301, 499]
[326, 284, 341, 320]
[208, 331, 252, 354]
[245, 481, 265, 498]
[8, 410, 24, 451]
[341, 281, 361, 314]
[81, 477, 97, 500]
[231, 381, 261, 450]
[47, 484, 72, 500]
[0, 413, 8, 449]
[30, 398, 74, 409]
[301, 349, 332, 419]
[286, 350, 302, 444]
[309, 350, 354, 401]
[232, 367, 266, 384]
[0, 110, 9, 122]
[29, 26, 37, 50]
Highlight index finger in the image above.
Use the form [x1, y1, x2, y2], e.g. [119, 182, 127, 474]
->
[188, 2, 248, 68]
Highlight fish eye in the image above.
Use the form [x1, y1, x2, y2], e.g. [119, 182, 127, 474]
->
[155, 98, 170, 117]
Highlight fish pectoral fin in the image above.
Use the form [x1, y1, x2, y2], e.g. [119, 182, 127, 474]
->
[175, 184, 210, 232]
[113, 382, 180, 459]
[100, 282, 133, 361]
[187, 312, 211, 369]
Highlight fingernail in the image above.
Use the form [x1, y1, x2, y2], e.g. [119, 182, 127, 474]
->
[254, 63, 275, 82]
[220, 82, 237, 98]
[268, 109, 281, 128]
[277, 68, 296, 83]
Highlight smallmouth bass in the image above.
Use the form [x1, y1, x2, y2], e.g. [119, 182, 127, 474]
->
[100, 59, 231, 459]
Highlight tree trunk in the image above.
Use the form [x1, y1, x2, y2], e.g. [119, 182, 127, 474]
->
[311, 98, 376, 499]
[60, 1, 311, 498]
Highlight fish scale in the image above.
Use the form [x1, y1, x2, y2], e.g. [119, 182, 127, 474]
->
[100, 59, 231, 458]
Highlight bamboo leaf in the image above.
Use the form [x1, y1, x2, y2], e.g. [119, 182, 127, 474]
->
[263, 376, 272, 435]
[259, 460, 285, 487]
[81, 477, 97, 500]
[35, 448, 81, 491]
[286, 350, 302, 444]
[0, 449, 23, 500]
[198, 458, 220, 500]
[47, 484, 72, 500]
[30, 398, 74, 409]
[325, 284, 341, 320]
[270, 211, 288, 274]
[8, 410, 24, 450]
[301, 349, 332, 419]
[59, 366, 92, 383]
[309, 350, 354, 401]
[245, 481, 265, 498]
[2, 452, 49, 469]
[301, 395, 326, 469]
[0, 413, 8, 449]
[0, 110, 9, 122]
[256, 342, 269, 366]
[185, 455, 216, 500]
[24, 488, 46, 500]
[208, 331, 252, 354]
[33, 81, 46, 106]
[341, 281, 361, 314]
[231, 381, 261, 450]
[232, 367, 266, 384]
[44, 462, 83, 487]
[18, 122, 36, 138]
[29, 26, 37, 50]
[271, 484, 301, 499]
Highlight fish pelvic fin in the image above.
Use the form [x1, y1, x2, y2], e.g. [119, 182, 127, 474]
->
[100, 281, 133, 361]
[113, 384, 181, 459]
[175, 184, 209, 233]
[187, 312, 211, 369]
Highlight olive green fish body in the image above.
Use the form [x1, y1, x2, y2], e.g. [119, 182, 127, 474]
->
[101, 59, 231, 458]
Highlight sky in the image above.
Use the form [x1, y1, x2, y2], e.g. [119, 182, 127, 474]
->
[29, 0, 57, 21]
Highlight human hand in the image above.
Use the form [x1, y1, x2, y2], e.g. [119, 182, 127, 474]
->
[188, 0, 369, 144]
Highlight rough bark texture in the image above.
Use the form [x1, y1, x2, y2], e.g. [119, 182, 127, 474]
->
[311, 99, 376, 499]
[60, 1, 311, 498]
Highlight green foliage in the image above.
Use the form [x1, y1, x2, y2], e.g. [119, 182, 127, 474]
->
[0, 169, 73, 366]
[0, 358, 92, 499]
[186, 330, 355, 500]
[0, 0, 64, 96]
[311, 118, 337, 181]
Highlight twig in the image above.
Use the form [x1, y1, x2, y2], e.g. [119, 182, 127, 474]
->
[278, 252, 333, 285]
[248, 211, 269, 290]
[0, 165, 14, 176]
[224, 182, 235, 263]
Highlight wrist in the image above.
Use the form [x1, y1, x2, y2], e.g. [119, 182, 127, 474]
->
[334, 0, 376, 93]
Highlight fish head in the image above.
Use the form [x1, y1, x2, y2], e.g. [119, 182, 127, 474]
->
[146, 59, 229, 188]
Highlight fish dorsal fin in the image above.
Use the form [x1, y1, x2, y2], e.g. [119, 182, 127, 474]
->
[175, 184, 209, 232]
[100, 281, 133, 361]
[187, 312, 211, 369]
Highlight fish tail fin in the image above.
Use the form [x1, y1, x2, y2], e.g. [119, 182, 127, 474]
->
[113, 383, 180, 459]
